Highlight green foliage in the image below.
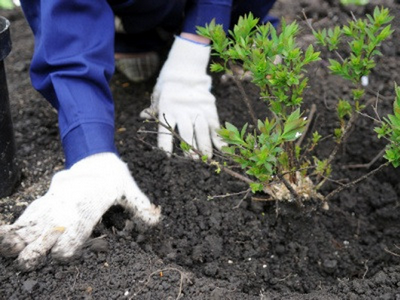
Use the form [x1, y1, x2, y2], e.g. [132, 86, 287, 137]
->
[199, 13, 315, 193]
[311, 131, 322, 149]
[340, 0, 369, 6]
[314, 26, 342, 51]
[314, 7, 393, 84]
[0, 0, 14, 9]
[200, 14, 320, 114]
[337, 99, 352, 120]
[197, 8, 395, 201]
[314, 157, 332, 178]
[314, 6, 393, 159]
[218, 109, 307, 186]
[180, 141, 191, 153]
[375, 84, 400, 167]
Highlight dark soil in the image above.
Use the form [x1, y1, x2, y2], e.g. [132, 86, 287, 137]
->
[1, 1, 400, 299]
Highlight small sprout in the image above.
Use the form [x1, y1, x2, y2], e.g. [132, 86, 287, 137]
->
[341, 0, 369, 5]
[312, 131, 322, 144]
[180, 141, 191, 152]
[210, 161, 222, 174]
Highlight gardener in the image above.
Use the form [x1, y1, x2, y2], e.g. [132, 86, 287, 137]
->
[0, 0, 278, 270]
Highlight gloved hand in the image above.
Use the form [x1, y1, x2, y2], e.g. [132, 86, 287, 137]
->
[0, 153, 160, 270]
[140, 36, 225, 158]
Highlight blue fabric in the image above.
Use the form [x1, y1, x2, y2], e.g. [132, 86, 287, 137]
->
[113, 0, 185, 53]
[115, 0, 278, 53]
[183, 0, 278, 34]
[20, 0, 118, 168]
[20, 0, 277, 168]
[183, 0, 233, 34]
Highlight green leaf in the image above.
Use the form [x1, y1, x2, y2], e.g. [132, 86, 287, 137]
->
[221, 145, 236, 155]
[180, 141, 191, 152]
[240, 123, 249, 139]
[384, 146, 400, 168]
[337, 99, 352, 119]
[210, 63, 225, 73]
[374, 123, 391, 139]
[281, 109, 307, 141]
[352, 89, 365, 101]
[312, 131, 322, 144]
[250, 182, 264, 193]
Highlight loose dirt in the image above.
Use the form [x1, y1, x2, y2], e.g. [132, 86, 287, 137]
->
[1, 1, 400, 299]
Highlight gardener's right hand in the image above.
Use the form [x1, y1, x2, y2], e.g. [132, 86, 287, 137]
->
[0, 153, 161, 271]
[140, 36, 225, 158]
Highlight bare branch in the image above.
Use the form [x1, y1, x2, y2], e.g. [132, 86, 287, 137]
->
[345, 148, 385, 169]
[324, 162, 389, 201]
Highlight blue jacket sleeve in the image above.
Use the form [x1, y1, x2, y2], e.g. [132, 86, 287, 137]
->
[182, 0, 233, 34]
[20, 0, 118, 168]
[182, 0, 279, 34]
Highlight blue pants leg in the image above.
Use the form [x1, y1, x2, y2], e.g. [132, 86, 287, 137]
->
[113, 0, 185, 53]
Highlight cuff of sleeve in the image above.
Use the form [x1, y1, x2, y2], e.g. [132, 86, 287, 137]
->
[177, 35, 209, 46]
[62, 122, 118, 168]
[182, 3, 231, 34]
[165, 36, 211, 74]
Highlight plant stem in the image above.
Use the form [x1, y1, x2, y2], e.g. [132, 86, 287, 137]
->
[324, 161, 389, 201]
[228, 61, 259, 129]
[317, 92, 378, 185]
[156, 116, 255, 185]
[296, 104, 317, 147]
[345, 148, 385, 169]
[284, 142, 298, 183]
[317, 112, 358, 185]
[278, 173, 302, 206]
[220, 165, 254, 185]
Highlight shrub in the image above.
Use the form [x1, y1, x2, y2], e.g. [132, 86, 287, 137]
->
[193, 7, 395, 205]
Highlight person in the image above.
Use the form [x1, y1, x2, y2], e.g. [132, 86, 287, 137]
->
[0, 0, 278, 271]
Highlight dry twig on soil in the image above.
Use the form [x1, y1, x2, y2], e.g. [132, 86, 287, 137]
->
[132, 268, 192, 300]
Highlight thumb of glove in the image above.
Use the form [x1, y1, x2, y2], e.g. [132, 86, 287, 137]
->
[139, 82, 161, 120]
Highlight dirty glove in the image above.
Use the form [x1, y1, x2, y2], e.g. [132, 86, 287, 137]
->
[140, 36, 225, 158]
[0, 153, 161, 270]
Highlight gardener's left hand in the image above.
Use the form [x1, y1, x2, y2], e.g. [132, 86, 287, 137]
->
[140, 36, 225, 158]
[0, 153, 160, 270]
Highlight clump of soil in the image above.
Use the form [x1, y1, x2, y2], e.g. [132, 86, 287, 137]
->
[1, 1, 400, 299]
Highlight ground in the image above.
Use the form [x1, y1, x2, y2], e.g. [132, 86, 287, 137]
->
[1, 0, 400, 299]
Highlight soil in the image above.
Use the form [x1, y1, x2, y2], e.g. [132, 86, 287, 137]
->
[1, 0, 400, 299]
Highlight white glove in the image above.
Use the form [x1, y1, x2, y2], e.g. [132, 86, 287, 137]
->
[0, 153, 160, 270]
[140, 37, 225, 158]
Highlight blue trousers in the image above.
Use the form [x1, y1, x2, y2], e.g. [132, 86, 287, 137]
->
[20, 0, 277, 167]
